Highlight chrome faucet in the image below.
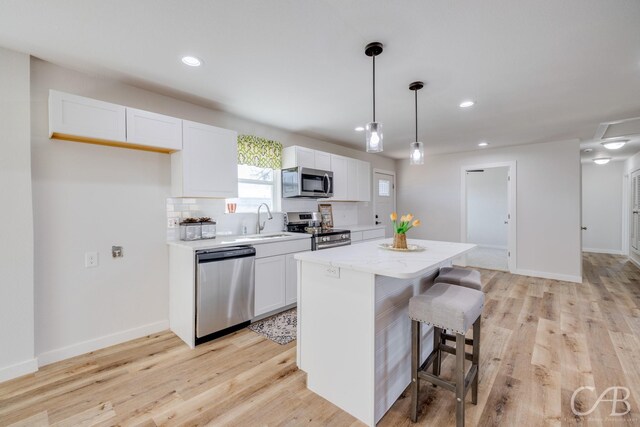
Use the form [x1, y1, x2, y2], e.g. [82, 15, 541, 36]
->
[256, 203, 273, 234]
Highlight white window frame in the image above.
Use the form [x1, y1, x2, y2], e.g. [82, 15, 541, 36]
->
[233, 165, 278, 213]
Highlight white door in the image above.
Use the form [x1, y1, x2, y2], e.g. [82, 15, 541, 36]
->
[632, 171, 640, 252]
[373, 171, 396, 237]
[285, 253, 297, 305]
[255, 256, 286, 316]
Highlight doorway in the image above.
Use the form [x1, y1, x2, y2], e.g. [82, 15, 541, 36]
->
[373, 169, 396, 237]
[460, 162, 517, 272]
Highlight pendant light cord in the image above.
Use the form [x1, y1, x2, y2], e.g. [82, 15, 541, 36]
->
[372, 55, 376, 122]
[414, 89, 418, 142]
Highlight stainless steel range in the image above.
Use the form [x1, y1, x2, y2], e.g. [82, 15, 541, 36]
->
[286, 212, 351, 251]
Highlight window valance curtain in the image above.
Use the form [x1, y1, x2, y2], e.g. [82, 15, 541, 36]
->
[237, 135, 282, 169]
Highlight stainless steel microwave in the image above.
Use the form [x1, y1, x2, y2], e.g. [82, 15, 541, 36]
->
[281, 167, 333, 198]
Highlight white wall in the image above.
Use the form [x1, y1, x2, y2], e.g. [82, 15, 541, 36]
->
[396, 139, 582, 282]
[466, 167, 508, 248]
[581, 161, 624, 254]
[0, 47, 36, 381]
[29, 57, 394, 366]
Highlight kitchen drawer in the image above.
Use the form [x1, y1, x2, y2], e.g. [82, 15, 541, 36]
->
[363, 228, 385, 240]
[254, 238, 311, 258]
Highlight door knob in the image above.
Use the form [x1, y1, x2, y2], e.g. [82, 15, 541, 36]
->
[581, 226, 587, 230]
[504, 221, 509, 224]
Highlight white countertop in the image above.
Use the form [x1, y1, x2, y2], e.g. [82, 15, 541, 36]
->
[294, 238, 476, 279]
[167, 231, 311, 251]
[343, 224, 385, 232]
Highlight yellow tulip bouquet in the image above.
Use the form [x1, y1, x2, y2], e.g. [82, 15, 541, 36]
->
[390, 212, 421, 249]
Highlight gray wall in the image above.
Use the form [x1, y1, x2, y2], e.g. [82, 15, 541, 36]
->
[396, 139, 582, 282]
[0, 47, 35, 381]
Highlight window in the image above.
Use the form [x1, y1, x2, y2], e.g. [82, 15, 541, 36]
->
[229, 164, 275, 213]
[378, 179, 391, 197]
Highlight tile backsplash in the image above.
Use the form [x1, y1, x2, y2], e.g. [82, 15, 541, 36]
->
[166, 198, 363, 240]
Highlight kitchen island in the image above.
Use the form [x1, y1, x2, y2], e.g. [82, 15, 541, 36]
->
[294, 239, 475, 426]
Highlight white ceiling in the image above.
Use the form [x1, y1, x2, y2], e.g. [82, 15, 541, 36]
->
[1, 0, 639, 159]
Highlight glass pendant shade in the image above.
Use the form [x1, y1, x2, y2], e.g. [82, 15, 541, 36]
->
[409, 141, 424, 165]
[366, 122, 384, 153]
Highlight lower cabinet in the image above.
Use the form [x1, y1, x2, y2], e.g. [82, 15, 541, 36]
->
[255, 256, 287, 317]
[255, 253, 299, 317]
[285, 253, 297, 305]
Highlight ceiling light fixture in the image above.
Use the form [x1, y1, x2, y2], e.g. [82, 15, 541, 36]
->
[583, 148, 593, 153]
[181, 56, 202, 67]
[459, 100, 475, 108]
[593, 157, 611, 165]
[364, 42, 384, 153]
[478, 141, 489, 147]
[409, 81, 425, 165]
[354, 126, 365, 132]
[601, 140, 628, 150]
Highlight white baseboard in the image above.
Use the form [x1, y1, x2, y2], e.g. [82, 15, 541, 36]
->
[37, 320, 169, 367]
[628, 255, 640, 270]
[0, 357, 38, 383]
[583, 248, 624, 255]
[514, 269, 582, 284]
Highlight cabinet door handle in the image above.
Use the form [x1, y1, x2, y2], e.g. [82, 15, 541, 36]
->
[581, 226, 587, 230]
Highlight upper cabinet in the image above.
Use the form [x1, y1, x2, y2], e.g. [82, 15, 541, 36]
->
[49, 90, 181, 153]
[49, 90, 126, 143]
[171, 121, 238, 198]
[126, 108, 182, 151]
[283, 146, 371, 202]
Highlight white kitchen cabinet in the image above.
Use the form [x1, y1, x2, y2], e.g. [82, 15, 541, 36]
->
[126, 108, 182, 151]
[49, 90, 126, 143]
[285, 253, 298, 305]
[283, 146, 315, 169]
[171, 120, 238, 198]
[330, 154, 348, 200]
[357, 160, 371, 202]
[347, 158, 359, 200]
[314, 151, 332, 170]
[255, 256, 287, 316]
[363, 228, 385, 240]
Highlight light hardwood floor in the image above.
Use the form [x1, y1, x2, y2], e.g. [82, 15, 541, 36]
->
[1, 253, 639, 426]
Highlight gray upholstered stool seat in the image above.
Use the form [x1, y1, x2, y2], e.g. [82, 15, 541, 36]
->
[434, 266, 482, 291]
[409, 283, 484, 334]
[409, 283, 484, 426]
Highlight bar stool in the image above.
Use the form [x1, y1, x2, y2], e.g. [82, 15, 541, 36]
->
[434, 266, 482, 291]
[408, 283, 484, 426]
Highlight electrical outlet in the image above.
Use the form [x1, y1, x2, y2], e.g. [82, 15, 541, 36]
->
[168, 218, 179, 228]
[85, 251, 98, 268]
[325, 266, 340, 278]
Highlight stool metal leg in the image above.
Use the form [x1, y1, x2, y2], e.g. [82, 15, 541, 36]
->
[433, 327, 442, 377]
[472, 317, 481, 405]
[411, 320, 420, 423]
[455, 333, 465, 427]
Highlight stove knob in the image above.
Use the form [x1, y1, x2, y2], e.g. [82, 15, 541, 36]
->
[342, 234, 348, 239]
[323, 237, 330, 242]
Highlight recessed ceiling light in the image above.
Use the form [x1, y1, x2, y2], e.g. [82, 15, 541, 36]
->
[459, 100, 475, 108]
[601, 140, 628, 150]
[593, 157, 611, 165]
[181, 56, 202, 67]
[354, 126, 365, 132]
[478, 141, 489, 147]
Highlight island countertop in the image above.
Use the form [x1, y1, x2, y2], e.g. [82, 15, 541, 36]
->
[294, 238, 476, 279]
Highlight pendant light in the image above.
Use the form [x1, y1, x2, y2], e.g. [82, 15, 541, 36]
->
[365, 42, 384, 153]
[409, 81, 424, 165]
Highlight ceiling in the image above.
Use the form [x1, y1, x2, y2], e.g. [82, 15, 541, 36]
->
[1, 0, 639, 159]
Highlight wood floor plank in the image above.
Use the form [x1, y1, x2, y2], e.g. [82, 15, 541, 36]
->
[1, 253, 639, 426]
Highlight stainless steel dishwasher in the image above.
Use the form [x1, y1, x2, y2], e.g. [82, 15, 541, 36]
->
[195, 246, 256, 344]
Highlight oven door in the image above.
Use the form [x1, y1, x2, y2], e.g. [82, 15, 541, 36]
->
[314, 239, 351, 251]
